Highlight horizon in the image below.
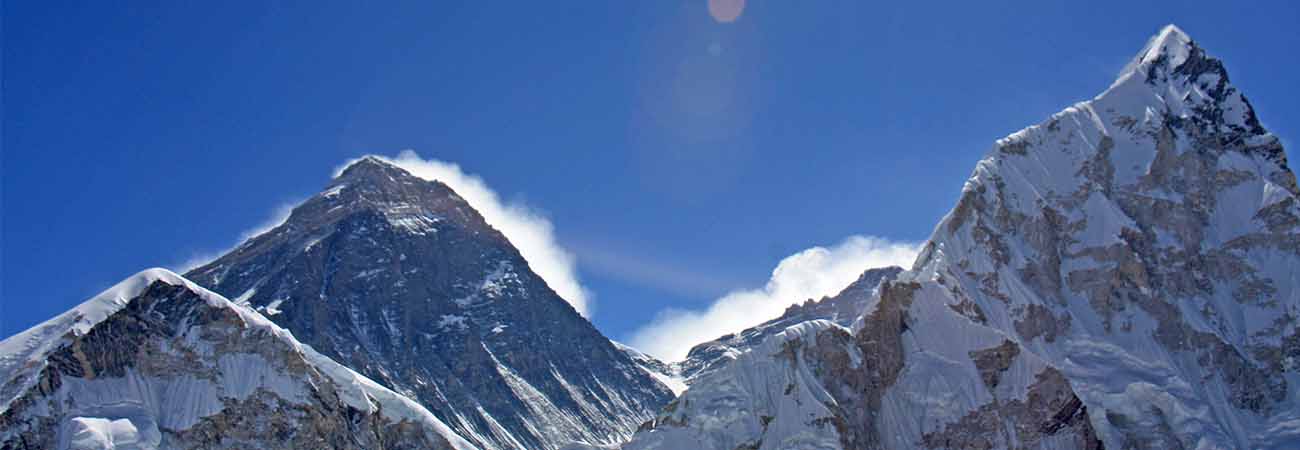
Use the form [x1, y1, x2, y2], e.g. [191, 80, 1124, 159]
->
[5, 2, 1300, 361]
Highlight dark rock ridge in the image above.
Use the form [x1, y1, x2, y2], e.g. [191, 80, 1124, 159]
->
[185, 156, 673, 450]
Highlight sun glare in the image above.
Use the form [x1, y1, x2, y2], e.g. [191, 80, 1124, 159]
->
[707, 0, 745, 23]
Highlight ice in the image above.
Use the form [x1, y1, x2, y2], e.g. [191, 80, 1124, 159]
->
[65, 416, 158, 450]
[261, 299, 285, 316]
[232, 287, 256, 306]
[438, 314, 468, 331]
[320, 183, 346, 198]
[641, 367, 688, 396]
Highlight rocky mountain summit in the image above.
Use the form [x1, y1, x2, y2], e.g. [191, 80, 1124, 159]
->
[613, 266, 904, 410]
[674, 266, 903, 384]
[184, 157, 673, 450]
[0, 269, 474, 450]
[5, 22, 1297, 450]
[624, 25, 1300, 450]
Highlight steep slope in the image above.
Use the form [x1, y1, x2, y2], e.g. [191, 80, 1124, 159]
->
[185, 157, 673, 450]
[675, 266, 902, 384]
[0, 269, 474, 450]
[626, 25, 1300, 450]
[613, 266, 902, 406]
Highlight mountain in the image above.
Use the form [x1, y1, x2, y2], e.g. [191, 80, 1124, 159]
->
[674, 266, 902, 384]
[0, 269, 474, 450]
[610, 266, 902, 410]
[624, 25, 1300, 450]
[184, 157, 674, 450]
[612, 267, 903, 402]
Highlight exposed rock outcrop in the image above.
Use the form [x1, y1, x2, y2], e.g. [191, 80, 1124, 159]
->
[185, 157, 672, 450]
[0, 269, 473, 450]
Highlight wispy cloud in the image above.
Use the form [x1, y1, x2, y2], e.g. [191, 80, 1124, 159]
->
[343, 151, 594, 317]
[567, 240, 742, 300]
[626, 235, 920, 361]
[171, 200, 301, 273]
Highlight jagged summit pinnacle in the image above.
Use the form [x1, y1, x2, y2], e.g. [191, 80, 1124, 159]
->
[320, 155, 469, 214]
[1118, 24, 1194, 78]
[1088, 24, 1282, 169]
[1115, 24, 1230, 89]
[1132, 24, 1194, 68]
[321, 155, 475, 217]
[332, 154, 415, 185]
[185, 153, 675, 450]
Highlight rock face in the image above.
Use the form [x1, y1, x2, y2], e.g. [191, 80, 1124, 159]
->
[610, 266, 902, 409]
[185, 157, 673, 450]
[676, 266, 903, 384]
[0, 269, 474, 450]
[624, 25, 1300, 450]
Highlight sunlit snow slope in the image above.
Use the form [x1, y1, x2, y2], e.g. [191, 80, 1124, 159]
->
[0, 269, 476, 450]
[625, 25, 1300, 450]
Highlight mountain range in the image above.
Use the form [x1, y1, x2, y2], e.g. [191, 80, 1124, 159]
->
[4, 24, 1298, 450]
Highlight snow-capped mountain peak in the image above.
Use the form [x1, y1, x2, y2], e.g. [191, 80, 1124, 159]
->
[1, 268, 475, 449]
[1105, 24, 1282, 169]
[334, 154, 402, 180]
[1121, 24, 1194, 78]
[0, 269, 203, 403]
[622, 24, 1300, 450]
[186, 158, 673, 450]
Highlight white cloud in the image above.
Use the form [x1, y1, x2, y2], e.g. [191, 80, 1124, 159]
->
[626, 235, 920, 362]
[343, 150, 593, 317]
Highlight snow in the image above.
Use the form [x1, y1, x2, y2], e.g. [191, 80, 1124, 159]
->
[1145, 25, 1193, 64]
[438, 314, 468, 331]
[452, 262, 520, 308]
[302, 234, 326, 252]
[611, 340, 688, 395]
[642, 367, 688, 396]
[0, 268, 229, 409]
[261, 299, 285, 316]
[1117, 24, 1193, 87]
[298, 343, 479, 450]
[232, 287, 256, 306]
[387, 213, 441, 235]
[1, 268, 479, 450]
[320, 183, 346, 198]
[624, 24, 1300, 450]
[381, 307, 404, 342]
[624, 320, 849, 450]
[354, 268, 385, 280]
[57, 370, 223, 432]
[64, 416, 158, 450]
[480, 262, 516, 299]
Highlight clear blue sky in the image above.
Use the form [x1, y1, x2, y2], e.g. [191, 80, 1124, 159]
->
[4, 1, 1299, 342]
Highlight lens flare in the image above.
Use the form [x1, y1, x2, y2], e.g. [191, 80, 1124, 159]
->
[707, 0, 745, 23]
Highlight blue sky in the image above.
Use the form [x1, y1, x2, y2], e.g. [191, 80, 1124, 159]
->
[4, 1, 1299, 353]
